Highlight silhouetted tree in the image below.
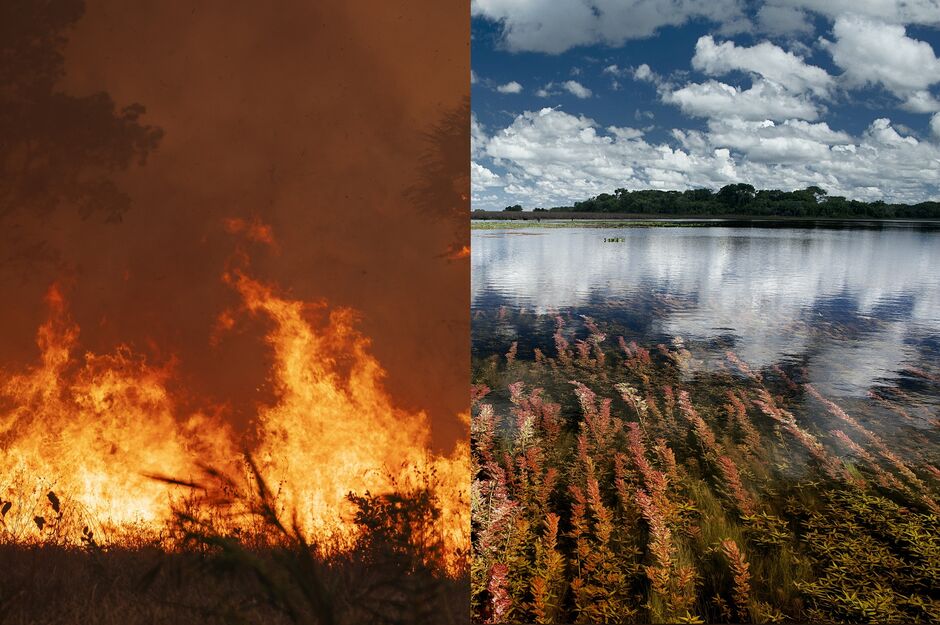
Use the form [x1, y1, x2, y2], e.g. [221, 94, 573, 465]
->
[405, 96, 469, 256]
[0, 0, 162, 223]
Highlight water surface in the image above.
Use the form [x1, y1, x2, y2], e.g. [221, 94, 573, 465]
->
[470, 221, 940, 624]
[472, 223, 940, 414]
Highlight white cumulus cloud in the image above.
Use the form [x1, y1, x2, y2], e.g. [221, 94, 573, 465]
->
[772, 0, 940, 27]
[470, 2, 940, 210]
[471, 161, 502, 191]
[665, 79, 821, 121]
[823, 15, 940, 110]
[535, 80, 593, 98]
[563, 80, 592, 98]
[496, 80, 523, 94]
[700, 118, 852, 163]
[470, 0, 746, 54]
[692, 35, 834, 96]
[472, 107, 940, 209]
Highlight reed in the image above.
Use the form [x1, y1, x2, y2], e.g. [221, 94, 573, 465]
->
[471, 315, 940, 623]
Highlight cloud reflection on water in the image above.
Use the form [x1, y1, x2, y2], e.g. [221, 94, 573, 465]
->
[472, 225, 940, 399]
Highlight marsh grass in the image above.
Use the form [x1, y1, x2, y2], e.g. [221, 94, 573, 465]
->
[471, 312, 940, 623]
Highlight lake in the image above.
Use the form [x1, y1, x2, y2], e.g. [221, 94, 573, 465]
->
[470, 221, 940, 622]
[473, 222, 940, 416]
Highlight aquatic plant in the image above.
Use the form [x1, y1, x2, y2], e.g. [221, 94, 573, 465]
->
[471, 313, 940, 623]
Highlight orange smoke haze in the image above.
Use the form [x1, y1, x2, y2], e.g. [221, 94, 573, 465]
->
[0, 0, 468, 446]
[0, 0, 469, 560]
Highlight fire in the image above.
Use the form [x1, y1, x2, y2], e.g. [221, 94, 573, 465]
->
[0, 285, 211, 539]
[222, 217, 279, 249]
[445, 244, 471, 260]
[0, 266, 468, 567]
[230, 269, 463, 541]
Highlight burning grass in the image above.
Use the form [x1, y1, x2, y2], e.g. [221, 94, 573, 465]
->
[471, 313, 940, 623]
[0, 271, 470, 624]
[0, 475, 469, 625]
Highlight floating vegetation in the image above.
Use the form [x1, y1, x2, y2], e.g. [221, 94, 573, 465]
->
[471, 313, 940, 624]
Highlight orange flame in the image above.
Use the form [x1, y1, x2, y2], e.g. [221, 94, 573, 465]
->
[444, 244, 471, 260]
[222, 217, 279, 249]
[0, 269, 468, 567]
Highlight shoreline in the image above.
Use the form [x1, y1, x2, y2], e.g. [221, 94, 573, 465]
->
[471, 211, 940, 229]
[472, 210, 940, 222]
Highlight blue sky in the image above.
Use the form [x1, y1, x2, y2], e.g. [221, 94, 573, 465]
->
[471, 1, 940, 209]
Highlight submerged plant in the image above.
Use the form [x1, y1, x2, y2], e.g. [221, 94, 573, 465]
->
[471, 314, 940, 624]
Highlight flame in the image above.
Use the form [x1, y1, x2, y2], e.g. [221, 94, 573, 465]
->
[445, 244, 471, 260]
[222, 217, 279, 249]
[0, 270, 468, 567]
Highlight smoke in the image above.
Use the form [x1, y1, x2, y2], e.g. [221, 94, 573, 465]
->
[0, 0, 469, 449]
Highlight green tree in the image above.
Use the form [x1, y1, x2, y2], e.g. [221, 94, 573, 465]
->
[716, 183, 756, 209]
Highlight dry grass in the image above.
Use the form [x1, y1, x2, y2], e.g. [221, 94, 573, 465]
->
[0, 460, 469, 625]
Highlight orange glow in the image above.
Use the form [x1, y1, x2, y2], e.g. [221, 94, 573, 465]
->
[222, 217, 279, 249]
[445, 244, 471, 260]
[0, 266, 468, 568]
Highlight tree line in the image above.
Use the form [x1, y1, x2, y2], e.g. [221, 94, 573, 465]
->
[496, 184, 940, 218]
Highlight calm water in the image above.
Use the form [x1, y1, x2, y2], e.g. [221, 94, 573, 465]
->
[472, 223, 940, 412]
